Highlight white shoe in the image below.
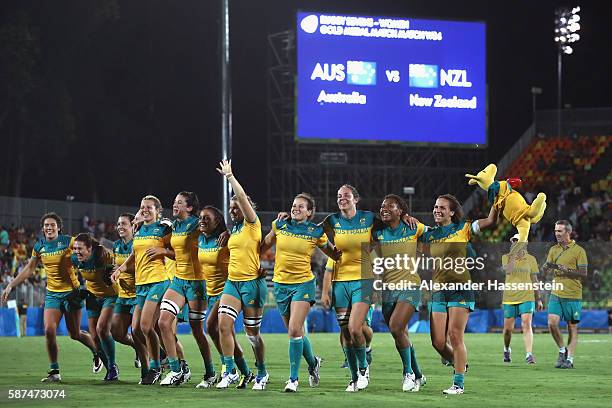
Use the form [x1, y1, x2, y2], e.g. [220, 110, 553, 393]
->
[356, 369, 369, 390]
[160, 370, 184, 386]
[216, 371, 240, 389]
[402, 373, 416, 392]
[412, 374, 426, 392]
[195, 374, 217, 388]
[308, 356, 321, 388]
[252, 372, 269, 391]
[92, 354, 103, 373]
[284, 379, 298, 392]
[181, 363, 191, 384]
[41, 370, 61, 382]
[345, 380, 359, 392]
[442, 384, 464, 395]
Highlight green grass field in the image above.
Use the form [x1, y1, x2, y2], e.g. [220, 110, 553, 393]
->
[1, 332, 611, 407]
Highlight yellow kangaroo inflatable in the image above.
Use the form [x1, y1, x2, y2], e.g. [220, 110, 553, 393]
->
[465, 164, 546, 243]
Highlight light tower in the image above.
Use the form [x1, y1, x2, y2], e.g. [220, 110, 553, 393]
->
[554, 6, 581, 136]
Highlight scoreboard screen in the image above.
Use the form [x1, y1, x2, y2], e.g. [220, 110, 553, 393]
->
[296, 11, 487, 146]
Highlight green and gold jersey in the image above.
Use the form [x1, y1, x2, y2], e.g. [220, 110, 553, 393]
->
[198, 233, 229, 296]
[272, 219, 327, 284]
[71, 249, 117, 297]
[227, 216, 262, 281]
[113, 238, 135, 298]
[546, 240, 587, 299]
[32, 235, 78, 292]
[133, 221, 171, 285]
[419, 221, 476, 284]
[502, 253, 538, 304]
[325, 210, 374, 282]
[171, 215, 203, 281]
[374, 221, 426, 285]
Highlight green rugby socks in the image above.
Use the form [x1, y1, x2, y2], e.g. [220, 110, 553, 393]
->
[399, 347, 413, 375]
[302, 336, 316, 367]
[410, 345, 422, 378]
[100, 335, 116, 367]
[344, 347, 358, 382]
[355, 346, 368, 370]
[289, 337, 304, 381]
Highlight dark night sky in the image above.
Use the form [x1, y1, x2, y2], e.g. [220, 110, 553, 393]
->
[0, 0, 610, 212]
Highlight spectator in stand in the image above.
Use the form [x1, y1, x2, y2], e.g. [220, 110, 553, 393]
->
[18, 302, 28, 337]
[82, 213, 90, 231]
[0, 225, 9, 251]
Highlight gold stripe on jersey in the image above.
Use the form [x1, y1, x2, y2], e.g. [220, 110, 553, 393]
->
[133, 222, 171, 285]
[198, 236, 229, 296]
[272, 220, 327, 284]
[32, 235, 78, 292]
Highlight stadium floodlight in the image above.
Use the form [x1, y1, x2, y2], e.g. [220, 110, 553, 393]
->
[554, 6, 581, 137]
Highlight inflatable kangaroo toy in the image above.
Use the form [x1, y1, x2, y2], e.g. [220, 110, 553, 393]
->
[465, 164, 547, 243]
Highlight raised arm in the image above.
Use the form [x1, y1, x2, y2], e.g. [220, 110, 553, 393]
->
[217, 159, 257, 223]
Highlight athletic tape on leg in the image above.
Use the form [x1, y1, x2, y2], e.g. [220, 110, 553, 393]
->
[336, 312, 350, 328]
[160, 299, 180, 316]
[218, 304, 238, 321]
[243, 316, 262, 329]
[189, 310, 207, 321]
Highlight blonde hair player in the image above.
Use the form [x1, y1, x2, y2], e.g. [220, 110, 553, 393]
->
[113, 195, 173, 384]
[501, 234, 543, 365]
